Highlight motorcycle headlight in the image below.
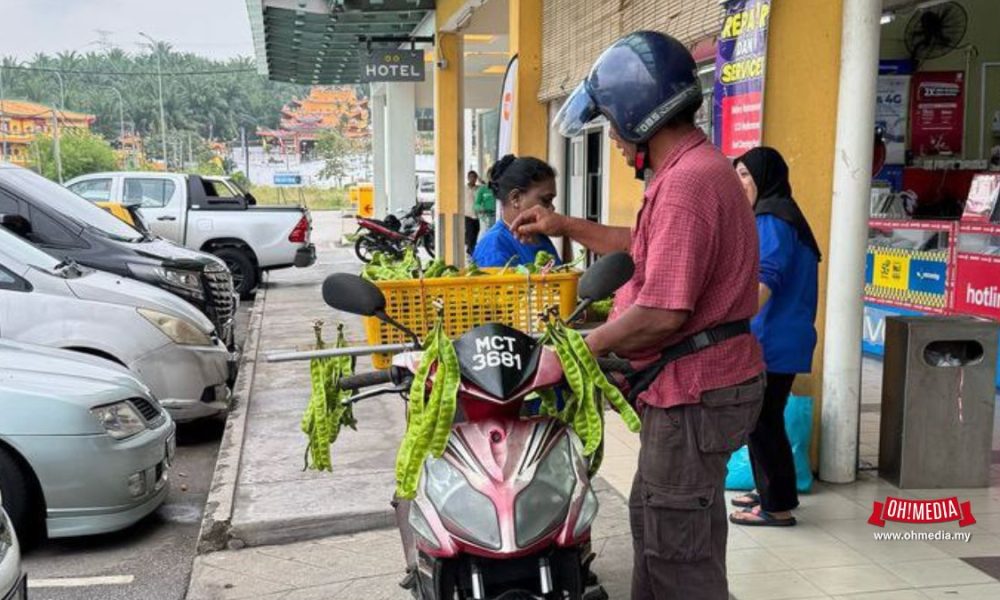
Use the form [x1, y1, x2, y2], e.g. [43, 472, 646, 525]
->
[573, 486, 599, 538]
[90, 401, 147, 440]
[128, 263, 205, 300]
[139, 308, 213, 346]
[514, 435, 576, 547]
[408, 502, 440, 550]
[424, 457, 501, 550]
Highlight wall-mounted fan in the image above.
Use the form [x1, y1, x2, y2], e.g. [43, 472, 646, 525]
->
[904, 1, 968, 61]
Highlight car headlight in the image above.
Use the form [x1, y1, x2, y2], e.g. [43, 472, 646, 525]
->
[514, 435, 576, 548]
[128, 263, 204, 300]
[424, 457, 501, 550]
[90, 401, 147, 440]
[138, 308, 213, 346]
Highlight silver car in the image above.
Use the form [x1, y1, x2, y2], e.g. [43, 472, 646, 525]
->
[0, 491, 25, 600]
[0, 340, 175, 540]
[0, 226, 229, 422]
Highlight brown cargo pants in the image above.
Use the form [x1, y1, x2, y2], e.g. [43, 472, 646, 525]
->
[629, 375, 765, 600]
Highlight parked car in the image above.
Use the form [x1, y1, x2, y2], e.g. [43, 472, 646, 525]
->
[0, 225, 230, 421]
[0, 492, 25, 600]
[66, 172, 317, 298]
[416, 174, 435, 205]
[0, 164, 237, 348]
[0, 340, 175, 541]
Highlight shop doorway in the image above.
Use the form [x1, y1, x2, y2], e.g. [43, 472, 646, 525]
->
[563, 128, 604, 264]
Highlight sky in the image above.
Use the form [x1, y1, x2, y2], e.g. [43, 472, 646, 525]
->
[1, 0, 256, 60]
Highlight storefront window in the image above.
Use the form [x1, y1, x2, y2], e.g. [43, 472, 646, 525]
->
[696, 64, 714, 139]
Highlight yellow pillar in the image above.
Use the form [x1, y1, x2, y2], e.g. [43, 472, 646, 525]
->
[761, 0, 844, 465]
[434, 28, 464, 265]
[509, 0, 547, 159]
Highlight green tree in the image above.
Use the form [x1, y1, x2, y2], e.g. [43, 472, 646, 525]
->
[30, 130, 117, 181]
[316, 129, 352, 181]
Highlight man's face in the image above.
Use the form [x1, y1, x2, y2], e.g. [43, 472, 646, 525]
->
[609, 127, 637, 167]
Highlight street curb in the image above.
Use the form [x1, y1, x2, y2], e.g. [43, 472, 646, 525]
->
[195, 283, 267, 554]
[230, 508, 396, 548]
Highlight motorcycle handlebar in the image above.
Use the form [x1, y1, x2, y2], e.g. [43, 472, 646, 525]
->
[339, 370, 394, 391]
[596, 356, 634, 375]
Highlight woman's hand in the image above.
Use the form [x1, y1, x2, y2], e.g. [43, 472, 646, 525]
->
[510, 206, 567, 243]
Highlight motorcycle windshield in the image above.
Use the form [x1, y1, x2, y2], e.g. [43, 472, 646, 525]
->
[453, 324, 541, 400]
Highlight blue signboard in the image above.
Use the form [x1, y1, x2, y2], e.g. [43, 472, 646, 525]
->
[862, 302, 924, 356]
[273, 172, 302, 186]
[908, 259, 948, 295]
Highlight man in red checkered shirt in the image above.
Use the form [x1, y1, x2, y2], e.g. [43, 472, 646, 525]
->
[513, 32, 764, 600]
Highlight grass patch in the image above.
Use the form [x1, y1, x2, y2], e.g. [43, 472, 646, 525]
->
[250, 186, 349, 211]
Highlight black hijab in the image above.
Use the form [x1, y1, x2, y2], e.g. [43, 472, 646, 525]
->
[736, 147, 822, 261]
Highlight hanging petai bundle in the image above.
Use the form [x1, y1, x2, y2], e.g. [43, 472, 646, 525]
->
[394, 321, 461, 500]
[301, 321, 357, 471]
[541, 318, 641, 475]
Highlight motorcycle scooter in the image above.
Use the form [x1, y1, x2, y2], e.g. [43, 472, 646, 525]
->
[354, 201, 435, 262]
[316, 252, 636, 600]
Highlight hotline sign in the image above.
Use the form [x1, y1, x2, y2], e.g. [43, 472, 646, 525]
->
[713, 0, 772, 158]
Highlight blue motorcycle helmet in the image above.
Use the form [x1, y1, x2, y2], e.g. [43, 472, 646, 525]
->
[554, 31, 702, 146]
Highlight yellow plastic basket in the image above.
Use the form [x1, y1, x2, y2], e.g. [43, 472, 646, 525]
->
[363, 269, 580, 368]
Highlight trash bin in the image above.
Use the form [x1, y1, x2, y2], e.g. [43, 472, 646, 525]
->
[879, 316, 999, 489]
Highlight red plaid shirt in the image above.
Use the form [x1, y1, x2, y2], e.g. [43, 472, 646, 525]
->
[611, 130, 764, 408]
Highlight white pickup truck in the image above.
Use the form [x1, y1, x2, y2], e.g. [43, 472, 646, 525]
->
[67, 172, 316, 297]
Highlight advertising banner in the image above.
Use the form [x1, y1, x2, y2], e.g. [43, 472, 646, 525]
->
[712, 0, 772, 158]
[497, 55, 518, 159]
[954, 253, 1000, 320]
[862, 302, 924, 356]
[910, 71, 965, 156]
[876, 75, 910, 165]
[712, 0, 771, 158]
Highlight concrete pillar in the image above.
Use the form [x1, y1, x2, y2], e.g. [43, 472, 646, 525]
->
[509, 0, 547, 158]
[371, 90, 388, 217]
[385, 82, 416, 214]
[434, 30, 464, 266]
[820, 0, 881, 483]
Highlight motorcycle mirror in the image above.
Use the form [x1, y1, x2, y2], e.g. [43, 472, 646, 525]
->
[321, 273, 423, 347]
[322, 273, 386, 316]
[578, 252, 635, 301]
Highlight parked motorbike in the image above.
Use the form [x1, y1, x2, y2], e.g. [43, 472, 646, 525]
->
[318, 252, 635, 600]
[354, 201, 435, 262]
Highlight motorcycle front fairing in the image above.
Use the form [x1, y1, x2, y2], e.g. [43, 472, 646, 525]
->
[395, 324, 601, 560]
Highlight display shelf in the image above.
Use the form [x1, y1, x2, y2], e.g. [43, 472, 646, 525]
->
[868, 218, 956, 232]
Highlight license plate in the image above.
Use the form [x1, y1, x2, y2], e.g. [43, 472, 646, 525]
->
[166, 433, 176, 466]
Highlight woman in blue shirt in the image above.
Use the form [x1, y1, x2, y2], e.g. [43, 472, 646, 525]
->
[729, 147, 821, 528]
[472, 155, 561, 268]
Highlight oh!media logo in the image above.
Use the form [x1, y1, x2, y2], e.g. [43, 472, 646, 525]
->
[868, 496, 976, 528]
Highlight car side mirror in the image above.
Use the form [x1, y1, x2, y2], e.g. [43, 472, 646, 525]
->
[1, 214, 32, 238]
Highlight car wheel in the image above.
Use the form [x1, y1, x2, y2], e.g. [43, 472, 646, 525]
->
[0, 447, 42, 544]
[213, 247, 257, 300]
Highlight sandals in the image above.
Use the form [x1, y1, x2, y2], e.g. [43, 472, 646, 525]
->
[729, 507, 797, 527]
[730, 492, 760, 508]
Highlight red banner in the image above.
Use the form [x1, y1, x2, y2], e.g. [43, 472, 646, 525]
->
[910, 71, 965, 157]
[954, 252, 1000, 320]
[868, 496, 976, 528]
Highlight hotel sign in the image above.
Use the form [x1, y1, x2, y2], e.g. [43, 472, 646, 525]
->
[360, 50, 425, 82]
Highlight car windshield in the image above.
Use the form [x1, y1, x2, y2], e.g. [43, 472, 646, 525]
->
[0, 225, 60, 271]
[2, 169, 144, 242]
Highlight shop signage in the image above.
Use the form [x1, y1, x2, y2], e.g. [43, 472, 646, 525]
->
[910, 71, 964, 156]
[876, 75, 910, 165]
[497, 55, 518, 159]
[360, 50, 425, 83]
[962, 173, 1000, 222]
[862, 302, 923, 356]
[954, 253, 1000, 320]
[872, 251, 910, 291]
[712, 0, 772, 158]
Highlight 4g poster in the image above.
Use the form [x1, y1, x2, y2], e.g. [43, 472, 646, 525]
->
[910, 71, 965, 156]
[713, 0, 772, 158]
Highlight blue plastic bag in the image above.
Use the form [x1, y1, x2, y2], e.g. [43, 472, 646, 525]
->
[725, 394, 814, 493]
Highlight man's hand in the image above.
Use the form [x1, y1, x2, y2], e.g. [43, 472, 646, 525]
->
[510, 206, 567, 243]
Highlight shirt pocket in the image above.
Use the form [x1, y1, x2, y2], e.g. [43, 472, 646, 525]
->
[695, 377, 765, 454]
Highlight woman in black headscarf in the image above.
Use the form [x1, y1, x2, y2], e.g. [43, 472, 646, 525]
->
[729, 146, 821, 527]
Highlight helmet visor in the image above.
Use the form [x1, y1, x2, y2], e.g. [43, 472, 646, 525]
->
[554, 83, 599, 139]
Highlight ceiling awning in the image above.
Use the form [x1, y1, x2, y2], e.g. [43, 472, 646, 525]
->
[247, 0, 435, 85]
